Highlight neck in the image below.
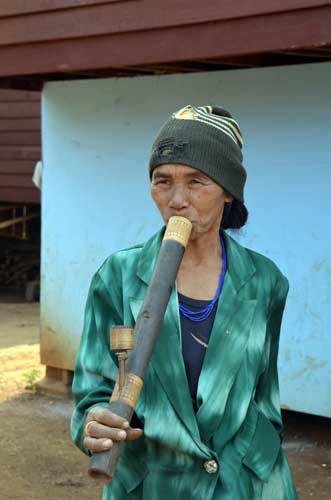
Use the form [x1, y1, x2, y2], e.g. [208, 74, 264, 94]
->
[176, 226, 224, 299]
[181, 227, 222, 268]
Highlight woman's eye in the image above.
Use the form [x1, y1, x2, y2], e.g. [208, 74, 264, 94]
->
[154, 179, 170, 185]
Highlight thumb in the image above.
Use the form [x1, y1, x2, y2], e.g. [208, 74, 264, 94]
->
[126, 427, 144, 441]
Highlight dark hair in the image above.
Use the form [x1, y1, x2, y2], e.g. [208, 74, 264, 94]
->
[221, 199, 248, 230]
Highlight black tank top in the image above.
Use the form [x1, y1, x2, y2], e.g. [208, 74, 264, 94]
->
[178, 292, 218, 413]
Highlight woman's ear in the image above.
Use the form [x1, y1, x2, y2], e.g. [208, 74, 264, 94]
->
[224, 191, 234, 203]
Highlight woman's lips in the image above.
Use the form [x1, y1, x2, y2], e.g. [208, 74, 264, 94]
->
[169, 214, 194, 223]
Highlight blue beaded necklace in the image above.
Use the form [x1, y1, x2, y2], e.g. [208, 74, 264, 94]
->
[179, 236, 227, 322]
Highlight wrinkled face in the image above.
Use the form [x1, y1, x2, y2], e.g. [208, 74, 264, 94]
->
[150, 163, 233, 240]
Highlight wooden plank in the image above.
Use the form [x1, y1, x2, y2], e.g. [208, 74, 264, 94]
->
[0, 89, 40, 101]
[0, 210, 39, 228]
[0, 174, 34, 188]
[0, 131, 41, 146]
[0, 78, 44, 92]
[0, 1, 330, 47]
[0, 102, 40, 117]
[0, 187, 40, 204]
[0, 146, 41, 160]
[0, 6, 330, 77]
[0, 1, 124, 18]
[0, 118, 41, 131]
[0, 160, 35, 174]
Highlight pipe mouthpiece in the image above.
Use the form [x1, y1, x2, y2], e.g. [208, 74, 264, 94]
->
[163, 216, 192, 248]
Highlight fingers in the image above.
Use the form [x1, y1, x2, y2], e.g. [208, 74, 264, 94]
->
[126, 427, 144, 441]
[84, 407, 144, 454]
[86, 420, 143, 441]
[86, 421, 128, 441]
[83, 426, 143, 453]
[87, 407, 129, 430]
[84, 436, 113, 453]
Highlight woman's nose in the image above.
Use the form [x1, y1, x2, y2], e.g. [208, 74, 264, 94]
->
[168, 184, 189, 209]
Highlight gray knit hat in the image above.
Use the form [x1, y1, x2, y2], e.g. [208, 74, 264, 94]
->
[149, 105, 246, 202]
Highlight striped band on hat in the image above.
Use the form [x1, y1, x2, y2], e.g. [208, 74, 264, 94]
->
[173, 105, 243, 149]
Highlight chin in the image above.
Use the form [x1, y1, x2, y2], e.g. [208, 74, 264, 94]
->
[188, 229, 199, 241]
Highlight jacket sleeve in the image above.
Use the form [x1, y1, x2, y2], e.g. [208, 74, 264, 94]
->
[70, 267, 123, 455]
[254, 273, 289, 441]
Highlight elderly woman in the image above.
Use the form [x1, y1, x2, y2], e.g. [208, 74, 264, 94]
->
[71, 105, 298, 499]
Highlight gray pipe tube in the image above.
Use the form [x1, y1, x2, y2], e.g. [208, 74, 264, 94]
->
[88, 217, 192, 482]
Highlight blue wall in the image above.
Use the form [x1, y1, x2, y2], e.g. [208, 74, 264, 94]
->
[41, 62, 331, 416]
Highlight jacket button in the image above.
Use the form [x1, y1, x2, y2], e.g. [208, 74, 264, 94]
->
[203, 459, 218, 474]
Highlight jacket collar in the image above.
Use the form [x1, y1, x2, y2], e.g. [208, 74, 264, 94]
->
[137, 227, 256, 293]
[136, 227, 163, 286]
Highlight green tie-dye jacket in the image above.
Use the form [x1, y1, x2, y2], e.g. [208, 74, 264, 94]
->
[71, 228, 298, 500]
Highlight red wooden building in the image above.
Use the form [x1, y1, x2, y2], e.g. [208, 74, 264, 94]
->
[0, 88, 41, 298]
[0, 89, 41, 204]
[0, 0, 330, 90]
[0, 1, 330, 394]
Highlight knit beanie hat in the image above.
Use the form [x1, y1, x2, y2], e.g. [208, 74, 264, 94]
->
[149, 105, 247, 202]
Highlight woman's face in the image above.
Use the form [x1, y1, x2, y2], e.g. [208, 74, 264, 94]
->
[150, 163, 232, 240]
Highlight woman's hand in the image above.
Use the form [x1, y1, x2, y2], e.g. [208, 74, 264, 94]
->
[83, 406, 144, 453]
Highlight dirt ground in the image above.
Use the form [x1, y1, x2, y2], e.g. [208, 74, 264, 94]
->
[0, 300, 330, 500]
[0, 299, 103, 500]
